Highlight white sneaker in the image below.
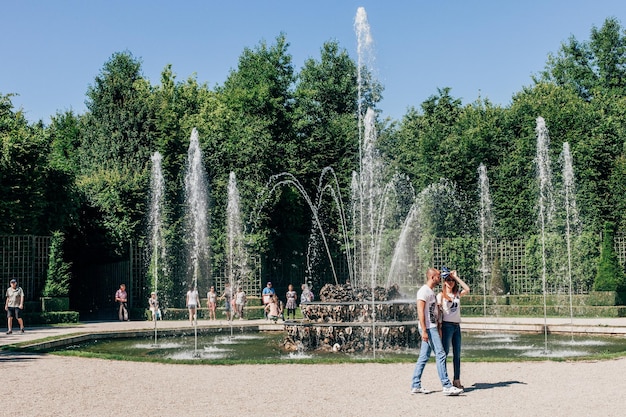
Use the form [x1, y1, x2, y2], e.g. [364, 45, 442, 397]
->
[442, 386, 463, 396]
[411, 387, 432, 394]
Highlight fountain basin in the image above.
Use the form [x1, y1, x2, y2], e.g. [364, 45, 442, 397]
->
[27, 327, 626, 363]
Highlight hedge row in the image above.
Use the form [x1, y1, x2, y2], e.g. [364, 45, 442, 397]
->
[463, 291, 625, 307]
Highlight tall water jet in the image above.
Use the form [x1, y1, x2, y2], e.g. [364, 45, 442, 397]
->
[282, 7, 422, 356]
[355, 6, 374, 150]
[226, 172, 249, 297]
[148, 151, 167, 345]
[184, 128, 210, 357]
[478, 163, 495, 317]
[355, 8, 381, 357]
[353, 10, 415, 291]
[561, 142, 580, 329]
[535, 116, 555, 352]
[355, 108, 387, 288]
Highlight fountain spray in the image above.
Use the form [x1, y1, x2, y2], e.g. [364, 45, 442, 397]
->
[562, 142, 579, 337]
[535, 117, 555, 353]
[478, 164, 495, 318]
[148, 151, 166, 345]
[184, 128, 210, 357]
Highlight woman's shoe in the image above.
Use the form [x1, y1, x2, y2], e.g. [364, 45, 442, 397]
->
[453, 380, 464, 389]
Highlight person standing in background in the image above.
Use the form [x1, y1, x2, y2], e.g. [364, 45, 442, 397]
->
[115, 283, 128, 321]
[5, 279, 25, 334]
[235, 286, 246, 320]
[186, 286, 201, 325]
[285, 284, 297, 319]
[262, 281, 275, 318]
[148, 292, 161, 321]
[220, 282, 233, 321]
[207, 286, 217, 320]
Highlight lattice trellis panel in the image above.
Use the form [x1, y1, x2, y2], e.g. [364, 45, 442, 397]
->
[0, 235, 50, 301]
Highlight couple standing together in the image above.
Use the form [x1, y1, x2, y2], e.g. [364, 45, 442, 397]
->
[411, 266, 470, 396]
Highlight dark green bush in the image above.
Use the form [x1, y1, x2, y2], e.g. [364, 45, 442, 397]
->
[42, 231, 71, 297]
[594, 222, 626, 292]
[23, 311, 79, 324]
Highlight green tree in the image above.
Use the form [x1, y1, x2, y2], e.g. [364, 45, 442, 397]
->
[0, 93, 49, 234]
[389, 88, 463, 193]
[157, 34, 299, 285]
[540, 17, 626, 100]
[291, 41, 362, 282]
[609, 154, 626, 231]
[43, 111, 83, 232]
[78, 51, 156, 252]
[537, 18, 626, 233]
[293, 41, 359, 187]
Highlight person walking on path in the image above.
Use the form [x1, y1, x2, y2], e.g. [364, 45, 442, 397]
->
[410, 268, 463, 396]
[115, 284, 129, 321]
[5, 279, 25, 334]
[437, 266, 470, 389]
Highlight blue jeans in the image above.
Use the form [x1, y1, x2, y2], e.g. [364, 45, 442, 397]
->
[442, 321, 462, 380]
[411, 327, 453, 389]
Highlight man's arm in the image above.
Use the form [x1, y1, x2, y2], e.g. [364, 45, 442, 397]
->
[417, 299, 428, 341]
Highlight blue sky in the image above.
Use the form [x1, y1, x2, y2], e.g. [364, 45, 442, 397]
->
[2, 0, 625, 124]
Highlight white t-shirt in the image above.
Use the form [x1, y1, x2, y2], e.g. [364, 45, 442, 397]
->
[437, 292, 461, 323]
[186, 290, 199, 307]
[6, 286, 24, 308]
[416, 285, 438, 330]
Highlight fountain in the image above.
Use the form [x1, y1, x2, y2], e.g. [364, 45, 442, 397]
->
[43, 326, 626, 362]
[478, 163, 495, 317]
[184, 128, 211, 356]
[225, 171, 251, 332]
[561, 142, 580, 331]
[23, 7, 620, 364]
[282, 8, 423, 355]
[148, 151, 167, 345]
[535, 116, 555, 353]
[226, 172, 249, 289]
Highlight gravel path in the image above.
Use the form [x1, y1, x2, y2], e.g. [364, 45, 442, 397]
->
[4, 352, 624, 417]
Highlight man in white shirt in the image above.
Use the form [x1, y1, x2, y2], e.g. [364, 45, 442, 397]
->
[5, 279, 25, 334]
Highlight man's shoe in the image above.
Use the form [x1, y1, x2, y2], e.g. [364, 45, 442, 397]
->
[6, 330, 12, 335]
[411, 387, 431, 394]
[443, 386, 463, 396]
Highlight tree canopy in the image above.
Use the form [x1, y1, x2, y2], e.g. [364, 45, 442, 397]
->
[2, 18, 626, 301]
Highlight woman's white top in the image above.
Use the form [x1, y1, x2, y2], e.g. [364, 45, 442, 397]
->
[437, 292, 461, 323]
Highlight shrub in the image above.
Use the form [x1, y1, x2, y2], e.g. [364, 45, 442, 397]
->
[42, 231, 72, 297]
[490, 257, 507, 295]
[594, 222, 626, 292]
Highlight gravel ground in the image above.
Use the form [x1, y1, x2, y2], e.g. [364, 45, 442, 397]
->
[3, 352, 624, 417]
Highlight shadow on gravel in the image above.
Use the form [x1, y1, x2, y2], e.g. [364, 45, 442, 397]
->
[464, 380, 526, 392]
[0, 350, 45, 362]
